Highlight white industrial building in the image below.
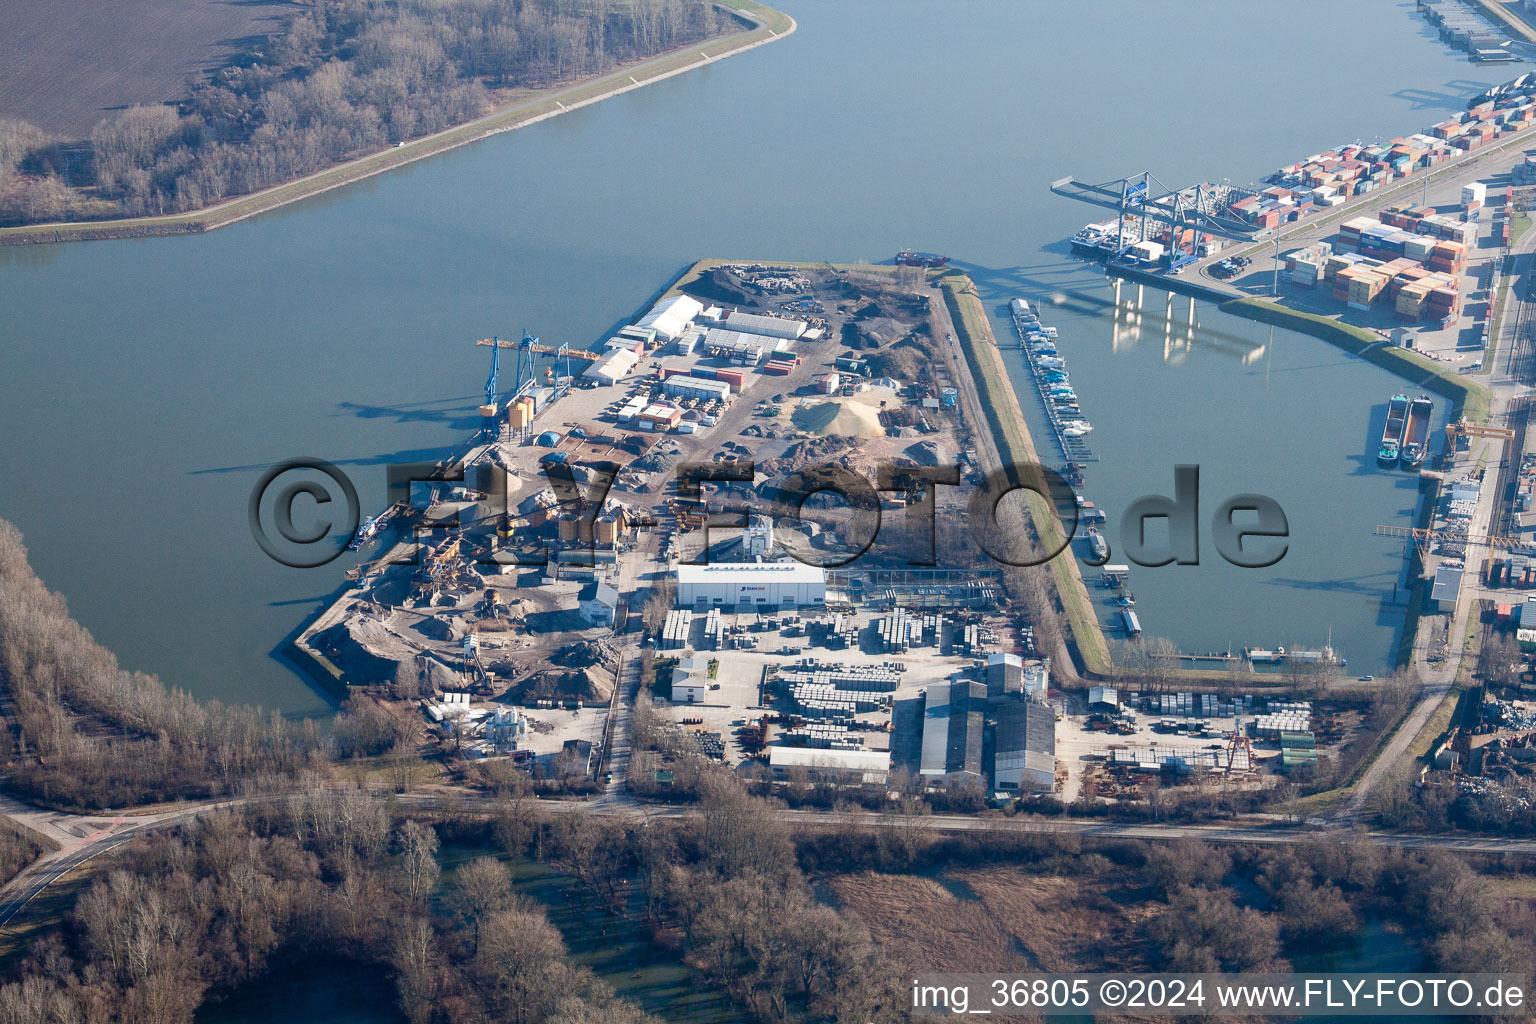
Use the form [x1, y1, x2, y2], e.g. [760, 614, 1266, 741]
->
[769, 746, 890, 785]
[578, 582, 619, 627]
[676, 562, 827, 609]
[583, 348, 639, 385]
[663, 376, 731, 401]
[671, 656, 709, 703]
[636, 294, 704, 342]
[724, 311, 806, 340]
[602, 335, 644, 356]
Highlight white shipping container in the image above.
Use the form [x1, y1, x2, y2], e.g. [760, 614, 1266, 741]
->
[1462, 182, 1487, 205]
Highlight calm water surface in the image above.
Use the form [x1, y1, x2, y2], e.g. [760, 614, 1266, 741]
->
[0, 0, 1508, 709]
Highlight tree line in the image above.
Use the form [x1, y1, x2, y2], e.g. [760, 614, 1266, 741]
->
[0, 518, 354, 809]
[0, 0, 727, 226]
[0, 788, 662, 1024]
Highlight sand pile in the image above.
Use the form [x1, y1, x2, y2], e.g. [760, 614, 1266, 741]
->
[792, 401, 885, 437]
[792, 390, 895, 438]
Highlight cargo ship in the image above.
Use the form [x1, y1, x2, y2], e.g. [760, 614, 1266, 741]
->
[1399, 395, 1434, 467]
[348, 500, 408, 550]
[895, 249, 949, 268]
[1378, 393, 1410, 466]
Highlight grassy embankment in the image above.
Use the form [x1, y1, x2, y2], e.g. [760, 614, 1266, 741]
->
[1221, 297, 1491, 424]
[0, 3, 794, 246]
[938, 272, 1113, 677]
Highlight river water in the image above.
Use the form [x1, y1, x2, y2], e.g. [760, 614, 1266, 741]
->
[0, 0, 1511, 711]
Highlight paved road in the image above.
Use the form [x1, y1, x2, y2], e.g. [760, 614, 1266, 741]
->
[6, 783, 1536, 934]
[0, 804, 216, 929]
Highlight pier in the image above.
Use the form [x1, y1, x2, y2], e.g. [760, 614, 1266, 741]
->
[1148, 650, 1245, 664]
[1011, 302, 1098, 462]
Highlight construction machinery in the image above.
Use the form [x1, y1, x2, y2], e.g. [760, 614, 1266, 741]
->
[1224, 719, 1255, 774]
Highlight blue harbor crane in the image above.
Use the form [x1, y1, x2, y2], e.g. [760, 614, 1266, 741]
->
[475, 330, 605, 400]
[484, 335, 501, 408]
[512, 328, 541, 398]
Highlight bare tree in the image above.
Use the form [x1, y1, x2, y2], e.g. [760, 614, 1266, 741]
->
[394, 820, 440, 902]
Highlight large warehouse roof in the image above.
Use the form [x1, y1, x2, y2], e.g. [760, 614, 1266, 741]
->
[637, 294, 704, 341]
[584, 348, 639, 383]
[919, 680, 985, 779]
[676, 562, 826, 586]
[724, 311, 805, 339]
[769, 747, 890, 772]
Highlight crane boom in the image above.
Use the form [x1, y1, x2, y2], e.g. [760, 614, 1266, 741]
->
[1373, 524, 1536, 559]
[475, 337, 605, 362]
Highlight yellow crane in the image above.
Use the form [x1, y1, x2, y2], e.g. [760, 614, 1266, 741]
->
[1445, 418, 1515, 447]
[475, 336, 605, 362]
[1373, 524, 1534, 562]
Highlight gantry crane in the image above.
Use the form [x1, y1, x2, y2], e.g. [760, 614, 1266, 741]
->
[476, 331, 605, 398]
[1373, 524, 1536, 562]
[1050, 171, 1263, 266]
[1445, 418, 1516, 448]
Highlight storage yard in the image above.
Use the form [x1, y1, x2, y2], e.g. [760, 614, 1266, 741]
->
[294, 258, 1041, 790]
[1054, 686, 1351, 802]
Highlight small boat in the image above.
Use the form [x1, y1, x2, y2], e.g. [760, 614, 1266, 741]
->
[1116, 593, 1136, 607]
[1061, 420, 1093, 434]
[895, 249, 949, 268]
[349, 516, 381, 550]
[1071, 222, 1117, 256]
[1244, 647, 1285, 664]
[1086, 528, 1109, 560]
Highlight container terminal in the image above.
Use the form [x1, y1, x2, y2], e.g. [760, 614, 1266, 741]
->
[1055, 72, 1536, 343]
[1044, 73, 1536, 684]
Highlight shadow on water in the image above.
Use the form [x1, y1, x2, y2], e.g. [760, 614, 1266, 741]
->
[190, 446, 462, 475]
[335, 396, 484, 431]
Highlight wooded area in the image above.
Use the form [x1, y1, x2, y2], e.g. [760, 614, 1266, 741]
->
[0, 519, 333, 809]
[0, 0, 728, 225]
